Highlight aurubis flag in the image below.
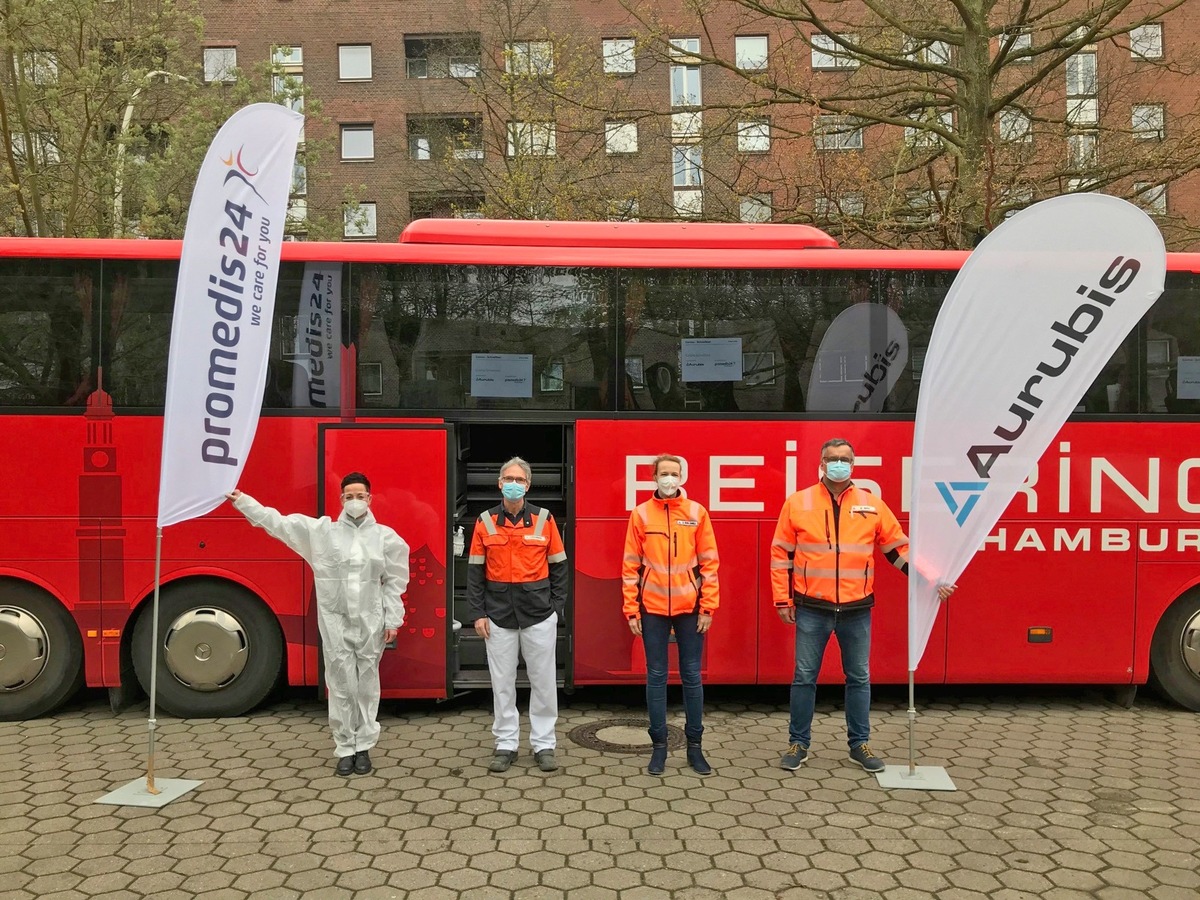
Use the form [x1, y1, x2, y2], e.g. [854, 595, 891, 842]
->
[907, 194, 1167, 670]
[157, 103, 305, 528]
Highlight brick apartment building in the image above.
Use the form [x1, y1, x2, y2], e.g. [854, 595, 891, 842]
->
[197, 1, 1200, 249]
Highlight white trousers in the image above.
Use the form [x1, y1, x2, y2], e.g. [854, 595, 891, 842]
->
[486, 613, 558, 752]
[319, 612, 385, 758]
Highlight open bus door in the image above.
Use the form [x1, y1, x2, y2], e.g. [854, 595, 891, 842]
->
[318, 423, 454, 699]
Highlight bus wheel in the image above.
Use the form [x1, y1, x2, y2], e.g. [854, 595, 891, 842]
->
[1150, 590, 1200, 712]
[0, 582, 84, 721]
[132, 580, 284, 718]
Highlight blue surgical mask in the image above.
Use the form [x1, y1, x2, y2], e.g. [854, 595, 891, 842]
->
[824, 460, 853, 483]
[501, 481, 526, 501]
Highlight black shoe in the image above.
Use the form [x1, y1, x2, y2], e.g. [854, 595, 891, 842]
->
[353, 750, 372, 775]
[534, 749, 558, 772]
[335, 755, 355, 777]
[648, 743, 668, 776]
[488, 750, 518, 773]
[686, 741, 712, 776]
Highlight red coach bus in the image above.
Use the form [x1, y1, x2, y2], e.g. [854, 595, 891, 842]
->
[2, 221, 1199, 721]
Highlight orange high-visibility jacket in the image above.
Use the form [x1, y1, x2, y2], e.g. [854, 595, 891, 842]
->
[468, 503, 568, 629]
[622, 494, 720, 620]
[770, 483, 908, 611]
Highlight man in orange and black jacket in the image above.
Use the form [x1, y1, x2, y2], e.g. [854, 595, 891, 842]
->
[623, 453, 719, 776]
[771, 438, 953, 774]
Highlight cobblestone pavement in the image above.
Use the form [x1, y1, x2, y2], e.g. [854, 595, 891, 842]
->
[4, 685, 1199, 900]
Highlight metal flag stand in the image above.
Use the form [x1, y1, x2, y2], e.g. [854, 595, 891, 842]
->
[874, 670, 956, 791]
[94, 528, 202, 808]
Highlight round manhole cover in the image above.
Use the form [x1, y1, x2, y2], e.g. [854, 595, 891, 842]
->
[568, 717, 686, 753]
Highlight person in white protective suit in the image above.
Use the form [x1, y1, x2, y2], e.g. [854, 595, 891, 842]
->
[227, 472, 409, 776]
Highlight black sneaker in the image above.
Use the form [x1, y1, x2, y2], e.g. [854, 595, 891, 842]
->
[780, 743, 810, 770]
[353, 750, 372, 775]
[849, 743, 885, 773]
[488, 750, 518, 773]
[534, 749, 558, 772]
[335, 755, 355, 777]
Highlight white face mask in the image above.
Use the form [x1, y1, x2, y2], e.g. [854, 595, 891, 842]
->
[656, 475, 681, 497]
[344, 498, 369, 518]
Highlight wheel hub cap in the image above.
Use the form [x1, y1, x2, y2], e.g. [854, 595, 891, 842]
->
[163, 608, 249, 691]
[1182, 608, 1200, 681]
[0, 606, 50, 691]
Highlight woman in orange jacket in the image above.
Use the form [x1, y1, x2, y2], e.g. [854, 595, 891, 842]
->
[622, 453, 720, 775]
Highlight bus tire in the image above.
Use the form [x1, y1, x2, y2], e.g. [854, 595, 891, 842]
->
[1149, 589, 1200, 712]
[0, 581, 85, 721]
[131, 580, 284, 718]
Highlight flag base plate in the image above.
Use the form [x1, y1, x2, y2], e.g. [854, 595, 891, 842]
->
[875, 765, 956, 791]
[94, 778, 203, 807]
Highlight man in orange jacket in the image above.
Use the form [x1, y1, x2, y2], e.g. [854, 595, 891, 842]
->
[771, 438, 954, 774]
[623, 453, 720, 775]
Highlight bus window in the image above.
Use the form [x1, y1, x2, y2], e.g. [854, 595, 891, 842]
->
[352, 263, 618, 411]
[0, 257, 97, 407]
[102, 258, 175, 408]
[1147, 272, 1200, 415]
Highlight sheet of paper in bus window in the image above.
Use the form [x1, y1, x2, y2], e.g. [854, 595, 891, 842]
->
[1177, 356, 1200, 399]
[471, 353, 534, 398]
[680, 337, 743, 382]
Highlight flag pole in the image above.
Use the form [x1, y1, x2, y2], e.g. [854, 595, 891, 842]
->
[146, 527, 163, 794]
[907, 670, 917, 776]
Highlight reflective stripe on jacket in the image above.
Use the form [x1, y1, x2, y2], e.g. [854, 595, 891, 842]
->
[770, 483, 908, 610]
[622, 494, 719, 619]
[467, 503, 568, 629]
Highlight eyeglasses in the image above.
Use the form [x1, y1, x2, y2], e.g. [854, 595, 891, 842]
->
[500, 476, 529, 485]
[342, 493, 369, 501]
[822, 457, 853, 464]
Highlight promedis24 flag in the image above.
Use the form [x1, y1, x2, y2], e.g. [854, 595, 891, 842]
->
[907, 195, 1166, 670]
[158, 103, 305, 527]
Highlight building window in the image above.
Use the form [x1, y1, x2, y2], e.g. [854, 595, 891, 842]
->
[341, 125, 375, 160]
[814, 115, 862, 150]
[11, 131, 60, 165]
[674, 189, 703, 218]
[815, 193, 864, 218]
[1134, 182, 1166, 214]
[506, 41, 554, 76]
[507, 122, 556, 157]
[339, 45, 372, 80]
[672, 145, 703, 187]
[292, 155, 307, 196]
[343, 202, 377, 239]
[1001, 186, 1034, 218]
[670, 38, 702, 107]
[737, 119, 770, 153]
[905, 39, 951, 65]
[603, 38, 635, 74]
[605, 122, 638, 154]
[1068, 132, 1098, 169]
[735, 35, 768, 71]
[904, 111, 953, 148]
[671, 111, 702, 140]
[408, 116, 484, 160]
[272, 46, 302, 68]
[1066, 51, 1098, 125]
[22, 50, 58, 85]
[999, 107, 1032, 142]
[1130, 24, 1163, 60]
[607, 197, 639, 221]
[1132, 104, 1165, 140]
[203, 47, 237, 83]
[811, 33, 858, 70]
[405, 35, 482, 79]
[409, 191, 485, 219]
[740, 193, 772, 222]
[540, 360, 565, 393]
[1003, 30, 1032, 59]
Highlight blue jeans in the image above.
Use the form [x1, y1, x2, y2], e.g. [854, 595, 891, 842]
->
[789, 606, 872, 749]
[642, 612, 705, 743]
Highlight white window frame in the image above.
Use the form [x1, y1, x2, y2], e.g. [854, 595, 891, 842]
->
[203, 47, 237, 83]
[1134, 182, 1166, 214]
[904, 111, 953, 148]
[999, 107, 1032, 143]
[735, 35, 768, 71]
[1130, 24, 1163, 60]
[507, 41, 554, 76]
[811, 33, 858, 70]
[604, 122, 638, 155]
[739, 193, 772, 223]
[814, 115, 862, 151]
[671, 111, 702, 140]
[343, 202, 377, 239]
[603, 38, 636, 74]
[815, 193, 865, 218]
[674, 189, 703, 218]
[340, 125, 375, 160]
[338, 45, 372, 81]
[737, 119, 770, 153]
[1004, 30, 1032, 59]
[1066, 52, 1097, 96]
[1068, 131, 1098, 169]
[607, 197, 640, 222]
[23, 50, 58, 85]
[1132, 104, 1165, 140]
[272, 46, 303, 68]
[507, 122, 556, 157]
[672, 144, 703, 188]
